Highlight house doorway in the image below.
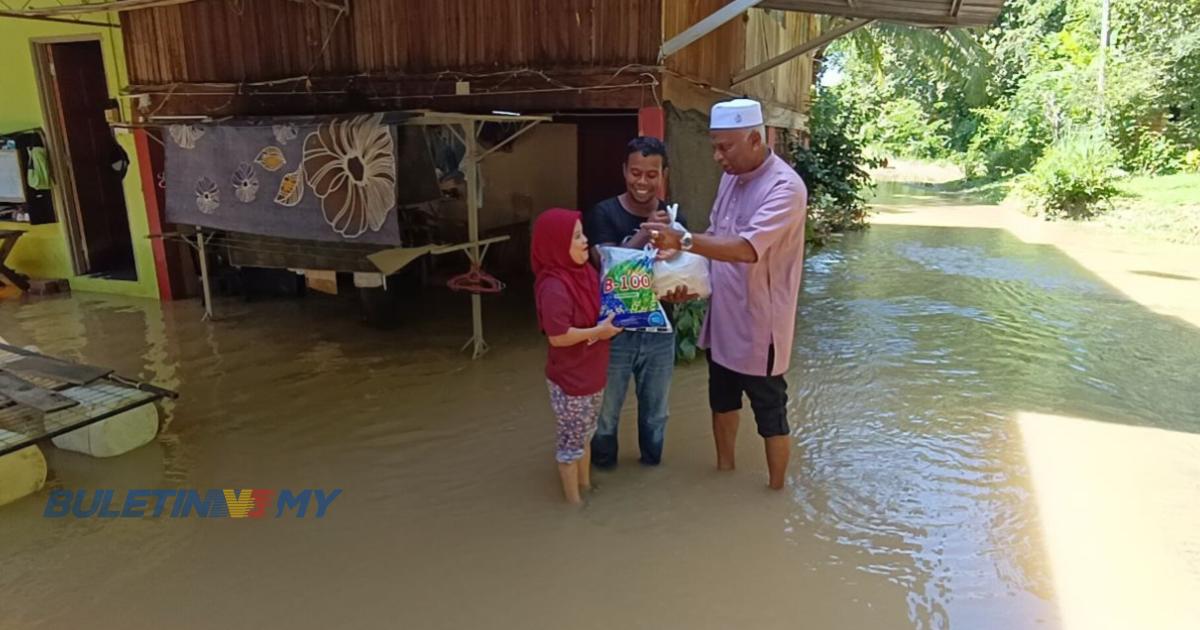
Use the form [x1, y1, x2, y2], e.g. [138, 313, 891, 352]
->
[573, 114, 639, 213]
[33, 38, 135, 279]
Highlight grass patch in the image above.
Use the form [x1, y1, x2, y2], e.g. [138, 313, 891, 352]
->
[1115, 173, 1200, 205]
[1096, 173, 1200, 245]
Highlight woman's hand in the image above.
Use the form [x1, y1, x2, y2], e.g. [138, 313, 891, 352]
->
[594, 313, 622, 341]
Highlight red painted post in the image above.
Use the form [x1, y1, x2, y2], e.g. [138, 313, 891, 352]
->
[637, 106, 665, 139]
[133, 128, 173, 301]
[637, 107, 668, 198]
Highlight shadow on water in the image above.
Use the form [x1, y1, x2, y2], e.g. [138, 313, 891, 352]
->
[1, 221, 1197, 629]
[1130, 269, 1198, 282]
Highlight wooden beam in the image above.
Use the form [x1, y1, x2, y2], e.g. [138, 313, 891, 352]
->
[0, 11, 117, 27]
[732, 18, 873, 86]
[950, 0, 964, 17]
[126, 67, 660, 117]
[660, 0, 764, 61]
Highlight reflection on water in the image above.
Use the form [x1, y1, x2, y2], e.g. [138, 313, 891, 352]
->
[1, 224, 1198, 629]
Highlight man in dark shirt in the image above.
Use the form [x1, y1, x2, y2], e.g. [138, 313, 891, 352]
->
[583, 137, 689, 468]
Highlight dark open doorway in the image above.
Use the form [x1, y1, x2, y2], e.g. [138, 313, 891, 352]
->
[572, 114, 639, 213]
[33, 38, 135, 279]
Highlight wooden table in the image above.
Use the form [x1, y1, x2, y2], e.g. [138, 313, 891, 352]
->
[0, 229, 30, 292]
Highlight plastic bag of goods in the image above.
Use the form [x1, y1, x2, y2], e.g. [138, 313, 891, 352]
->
[598, 245, 672, 333]
[652, 203, 711, 299]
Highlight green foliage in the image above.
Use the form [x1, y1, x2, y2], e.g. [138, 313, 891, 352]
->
[866, 98, 950, 159]
[1105, 0, 1200, 158]
[787, 87, 876, 244]
[961, 101, 1048, 178]
[671, 300, 707, 364]
[1127, 131, 1183, 175]
[1021, 129, 1122, 219]
[1184, 149, 1200, 173]
[828, 0, 1200, 191]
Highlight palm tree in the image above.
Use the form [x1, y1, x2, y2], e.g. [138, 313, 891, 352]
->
[817, 17, 992, 107]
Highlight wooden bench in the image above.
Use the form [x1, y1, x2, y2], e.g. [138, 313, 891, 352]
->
[0, 229, 30, 292]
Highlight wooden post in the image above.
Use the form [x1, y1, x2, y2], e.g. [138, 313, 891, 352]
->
[638, 106, 665, 140]
[1099, 0, 1110, 116]
[196, 229, 213, 321]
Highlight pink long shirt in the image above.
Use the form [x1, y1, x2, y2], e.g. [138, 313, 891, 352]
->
[698, 151, 808, 377]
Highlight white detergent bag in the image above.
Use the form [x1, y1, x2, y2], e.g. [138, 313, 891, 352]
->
[653, 204, 711, 299]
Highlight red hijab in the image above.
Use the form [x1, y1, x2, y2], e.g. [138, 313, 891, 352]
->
[531, 208, 599, 330]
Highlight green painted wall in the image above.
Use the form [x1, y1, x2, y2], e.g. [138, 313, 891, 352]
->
[0, 15, 158, 300]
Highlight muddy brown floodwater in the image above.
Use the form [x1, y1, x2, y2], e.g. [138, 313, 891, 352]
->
[2, 190, 1199, 629]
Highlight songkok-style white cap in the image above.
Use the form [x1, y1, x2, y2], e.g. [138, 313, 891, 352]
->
[710, 98, 764, 130]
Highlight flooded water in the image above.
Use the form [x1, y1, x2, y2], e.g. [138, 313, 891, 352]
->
[2, 219, 1199, 629]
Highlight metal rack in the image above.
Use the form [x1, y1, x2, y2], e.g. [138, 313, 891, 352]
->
[0, 344, 175, 457]
[157, 110, 548, 359]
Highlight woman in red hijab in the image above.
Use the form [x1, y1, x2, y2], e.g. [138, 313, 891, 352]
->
[532, 208, 622, 504]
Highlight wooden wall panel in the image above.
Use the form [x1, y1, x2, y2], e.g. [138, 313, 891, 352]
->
[662, 0, 746, 90]
[122, 0, 662, 85]
[120, 0, 355, 85]
[661, 3, 816, 114]
[741, 9, 818, 111]
[349, 0, 661, 73]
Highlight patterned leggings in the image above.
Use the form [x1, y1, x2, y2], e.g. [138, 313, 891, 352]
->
[547, 380, 603, 464]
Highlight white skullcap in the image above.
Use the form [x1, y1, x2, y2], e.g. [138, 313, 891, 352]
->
[710, 98, 764, 130]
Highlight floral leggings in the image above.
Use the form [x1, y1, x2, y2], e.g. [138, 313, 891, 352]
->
[547, 380, 603, 464]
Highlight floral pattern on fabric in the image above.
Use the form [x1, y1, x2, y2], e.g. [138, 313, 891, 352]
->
[546, 379, 603, 464]
[195, 176, 219, 213]
[275, 166, 305, 207]
[272, 124, 299, 145]
[168, 125, 205, 149]
[232, 162, 259, 203]
[302, 113, 397, 239]
[255, 146, 287, 172]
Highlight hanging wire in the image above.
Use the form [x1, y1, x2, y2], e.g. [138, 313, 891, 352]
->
[4, 0, 343, 17]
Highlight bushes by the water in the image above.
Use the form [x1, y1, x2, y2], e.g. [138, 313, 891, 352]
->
[1185, 149, 1200, 173]
[786, 88, 877, 247]
[1020, 131, 1123, 219]
[1127, 131, 1185, 175]
[826, 0, 1200, 183]
[961, 101, 1049, 179]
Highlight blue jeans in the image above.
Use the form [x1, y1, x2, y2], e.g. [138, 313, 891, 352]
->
[591, 330, 675, 467]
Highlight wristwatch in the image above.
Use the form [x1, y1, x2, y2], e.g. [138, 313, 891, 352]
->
[680, 230, 694, 251]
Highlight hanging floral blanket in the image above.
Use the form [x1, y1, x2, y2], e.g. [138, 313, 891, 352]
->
[164, 113, 425, 245]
